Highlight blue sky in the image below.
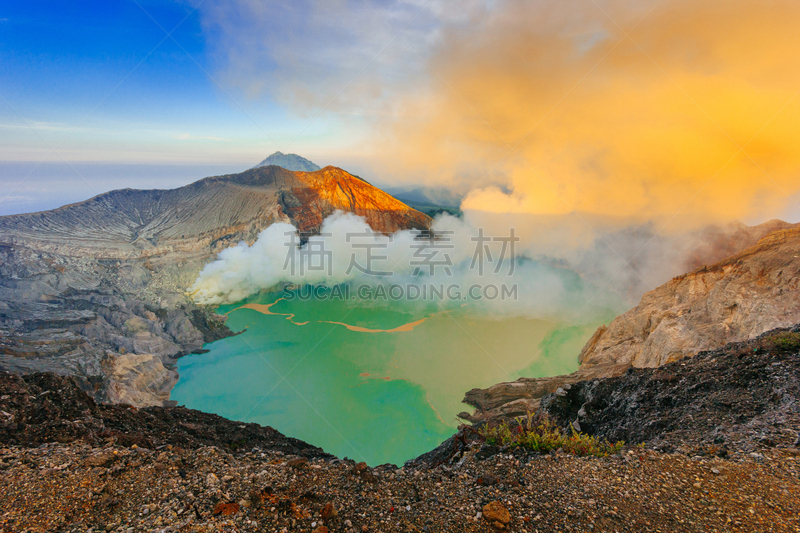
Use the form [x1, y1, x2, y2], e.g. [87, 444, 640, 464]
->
[0, 0, 455, 166]
[0, 0, 326, 162]
[0, 0, 392, 213]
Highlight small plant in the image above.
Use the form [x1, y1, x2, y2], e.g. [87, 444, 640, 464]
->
[477, 413, 624, 457]
[764, 331, 800, 353]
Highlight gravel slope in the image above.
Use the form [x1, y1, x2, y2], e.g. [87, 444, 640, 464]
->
[1, 442, 798, 532]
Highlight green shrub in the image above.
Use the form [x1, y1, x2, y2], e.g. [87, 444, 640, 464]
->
[477, 413, 624, 457]
[765, 331, 800, 353]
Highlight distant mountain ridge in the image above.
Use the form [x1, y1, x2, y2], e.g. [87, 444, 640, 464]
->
[253, 151, 321, 172]
[382, 186, 463, 208]
[0, 165, 430, 256]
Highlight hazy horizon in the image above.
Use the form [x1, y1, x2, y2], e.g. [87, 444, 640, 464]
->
[0, 157, 460, 216]
[2, 159, 799, 226]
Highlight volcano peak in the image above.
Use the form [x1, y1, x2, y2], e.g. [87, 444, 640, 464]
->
[253, 151, 321, 172]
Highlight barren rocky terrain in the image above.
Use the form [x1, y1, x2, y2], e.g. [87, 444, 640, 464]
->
[3, 440, 798, 533]
[541, 325, 800, 457]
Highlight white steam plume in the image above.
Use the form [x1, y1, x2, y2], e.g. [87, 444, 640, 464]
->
[189, 211, 623, 320]
[190, 209, 755, 320]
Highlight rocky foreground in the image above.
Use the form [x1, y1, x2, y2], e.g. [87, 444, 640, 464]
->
[2, 327, 799, 532]
[2, 439, 798, 533]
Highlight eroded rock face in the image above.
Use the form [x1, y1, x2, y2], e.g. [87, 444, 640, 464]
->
[0, 165, 431, 406]
[0, 242, 234, 406]
[104, 352, 177, 407]
[580, 227, 800, 369]
[461, 364, 627, 421]
[463, 225, 800, 422]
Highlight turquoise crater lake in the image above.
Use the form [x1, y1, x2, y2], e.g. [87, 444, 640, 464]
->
[172, 290, 595, 466]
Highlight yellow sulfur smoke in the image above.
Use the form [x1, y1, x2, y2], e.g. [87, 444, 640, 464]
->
[372, 0, 800, 228]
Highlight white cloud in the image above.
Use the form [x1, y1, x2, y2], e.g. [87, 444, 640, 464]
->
[191, 0, 498, 113]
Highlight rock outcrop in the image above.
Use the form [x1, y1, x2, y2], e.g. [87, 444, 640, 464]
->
[541, 325, 800, 454]
[0, 165, 431, 406]
[0, 371, 329, 456]
[580, 226, 800, 369]
[679, 219, 799, 272]
[463, 224, 800, 421]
